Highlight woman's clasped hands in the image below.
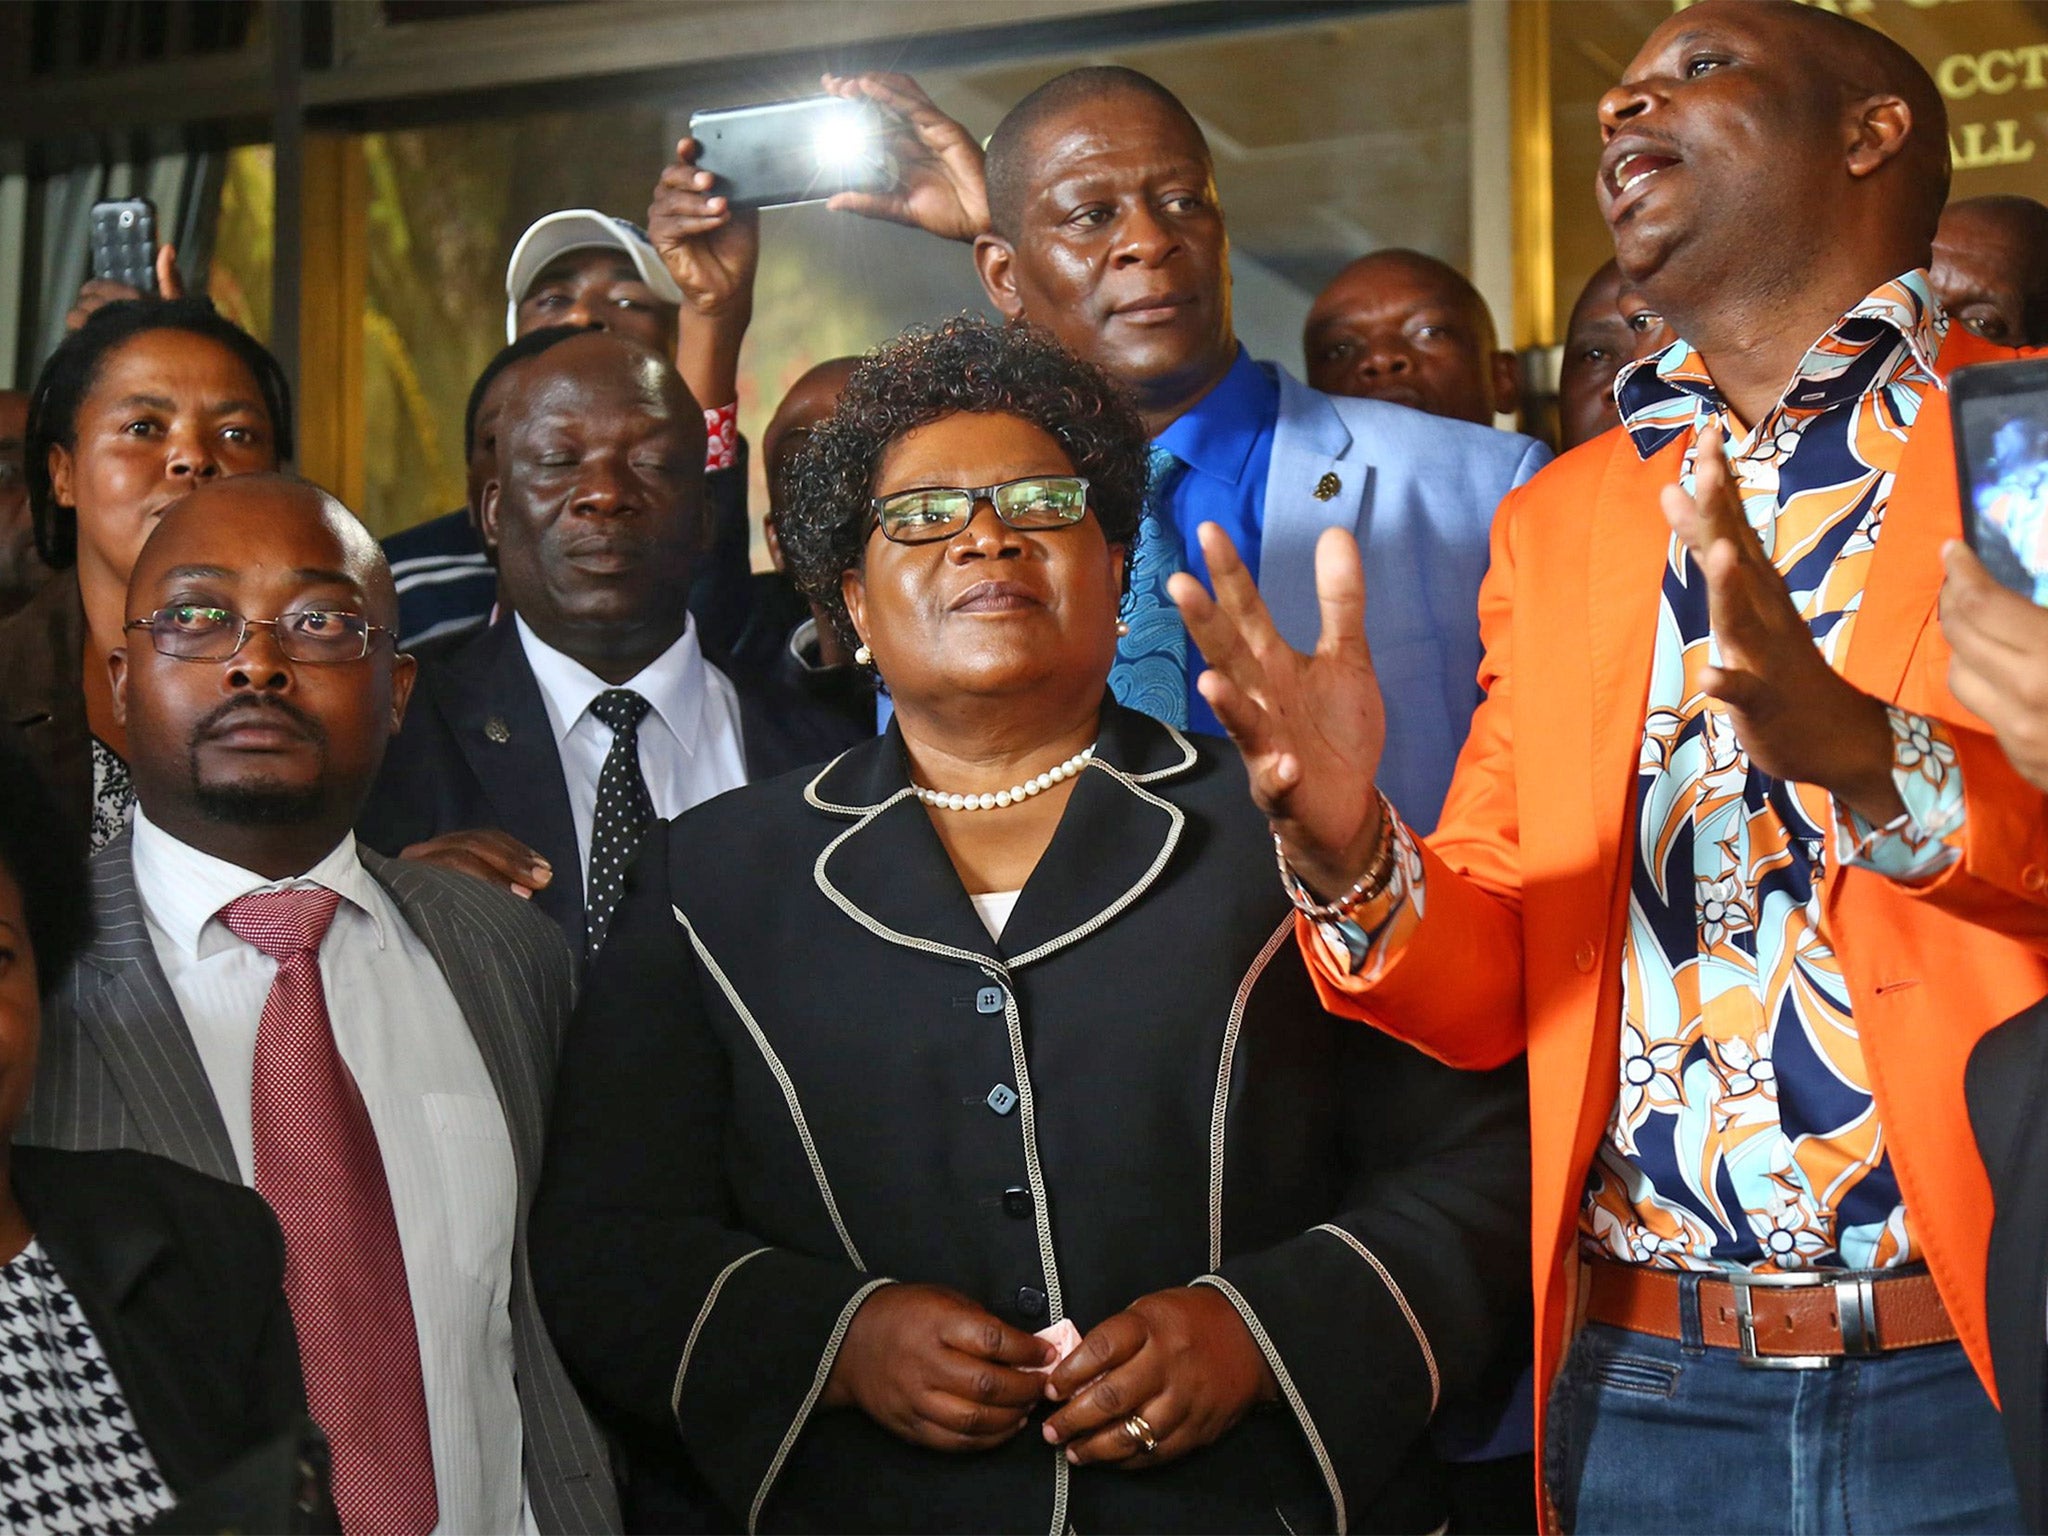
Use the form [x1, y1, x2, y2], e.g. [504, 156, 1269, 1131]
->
[825, 1282, 1277, 1469]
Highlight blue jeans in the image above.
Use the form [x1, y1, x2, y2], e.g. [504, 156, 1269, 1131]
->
[1544, 1321, 2020, 1534]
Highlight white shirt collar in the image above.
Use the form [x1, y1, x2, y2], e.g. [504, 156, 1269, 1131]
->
[130, 808, 388, 959]
[515, 613, 709, 754]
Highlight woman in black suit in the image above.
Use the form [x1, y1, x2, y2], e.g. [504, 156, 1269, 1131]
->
[532, 317, 1530, 1535]
[0, 733, 319, 1533]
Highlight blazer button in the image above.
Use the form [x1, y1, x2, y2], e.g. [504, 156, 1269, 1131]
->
[1002, 1186, 1031, 1218]
[986, 1084, 1019, 1115]
[1574, 941, 1598, 973]
[2024, 865, 2046, 893]
[976, 985, 1005, 1014]
[1016, 1286, 1048, 1319]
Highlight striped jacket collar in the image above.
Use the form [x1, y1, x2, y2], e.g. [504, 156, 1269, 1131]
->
[55, 829, 546, 1190]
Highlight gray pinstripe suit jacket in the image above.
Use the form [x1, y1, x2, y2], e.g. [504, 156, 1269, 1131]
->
[17, 829, 621, 1535]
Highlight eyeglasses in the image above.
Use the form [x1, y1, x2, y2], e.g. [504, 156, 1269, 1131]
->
[124, 606, 390, 663]
[868, 475, 1091, 545]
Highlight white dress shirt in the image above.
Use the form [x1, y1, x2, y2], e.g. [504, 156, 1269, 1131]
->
[129, 810, 529, 1536]
[515, 614, 748, 877]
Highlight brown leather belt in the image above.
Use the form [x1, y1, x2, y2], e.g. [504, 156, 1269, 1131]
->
[1582, 1257, 1956, 1367]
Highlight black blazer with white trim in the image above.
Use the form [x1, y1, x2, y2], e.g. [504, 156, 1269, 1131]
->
[530, 703, 1530, 1535]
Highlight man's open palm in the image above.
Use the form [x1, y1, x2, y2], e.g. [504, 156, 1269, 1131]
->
[1171, 523, 1388, 897]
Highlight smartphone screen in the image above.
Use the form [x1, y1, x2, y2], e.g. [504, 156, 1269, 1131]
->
[1951, 357, 2048, 604]
[89, 198, 158, 293]
[688, 96, 894, 211]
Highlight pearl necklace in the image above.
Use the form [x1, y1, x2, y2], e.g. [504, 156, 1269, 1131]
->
[913, 746, 1095, 812]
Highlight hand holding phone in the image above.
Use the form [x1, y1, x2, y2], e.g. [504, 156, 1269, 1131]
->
[1939, 540, 2048, 793]
[1950, 357, 2048, 606]
[90, 198, 159, 291]
[648, 137, 760, 321]
[818, 72, 990, 242]
[68, 200, 184, 333]
[687, 94, 895, 212]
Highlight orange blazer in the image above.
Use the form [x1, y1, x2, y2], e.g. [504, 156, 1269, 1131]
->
[1306, 326, 2048, 1453]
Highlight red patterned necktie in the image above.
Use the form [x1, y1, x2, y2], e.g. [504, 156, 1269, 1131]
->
[221, 887, 439, 1536]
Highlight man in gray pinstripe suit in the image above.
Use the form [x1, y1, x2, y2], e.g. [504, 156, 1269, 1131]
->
[16, 475, 618, 1534]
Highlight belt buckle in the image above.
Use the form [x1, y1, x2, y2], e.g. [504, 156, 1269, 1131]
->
[1724, 1268, 1876, 1370]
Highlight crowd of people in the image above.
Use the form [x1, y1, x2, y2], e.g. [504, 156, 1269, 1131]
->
[3, 1, 2048, 1531]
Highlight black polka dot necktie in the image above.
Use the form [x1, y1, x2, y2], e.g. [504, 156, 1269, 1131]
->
[585, 687, 656, 955]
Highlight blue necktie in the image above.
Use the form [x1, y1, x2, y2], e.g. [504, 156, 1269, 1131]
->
[1109, 445, 1190, 728]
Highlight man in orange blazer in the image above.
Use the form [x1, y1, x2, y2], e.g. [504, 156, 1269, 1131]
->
[1175, 3, 2048, 1531]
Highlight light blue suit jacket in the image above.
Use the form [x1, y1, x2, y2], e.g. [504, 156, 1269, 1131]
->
[1253, 366, 1550, 833]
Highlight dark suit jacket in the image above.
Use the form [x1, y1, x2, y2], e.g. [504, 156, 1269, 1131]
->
[356, 615, 866, 966]
[531, 704, 1531, 1535]
[1968, 995, 2048, 1532]
[727, 571, 877, 736]
[9, 1144, 311, 1502]
[0, 571, 91, 851]
[17, 832, 621, 1535]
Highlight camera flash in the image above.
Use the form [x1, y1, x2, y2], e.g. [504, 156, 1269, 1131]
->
[812, 114, 870, 170]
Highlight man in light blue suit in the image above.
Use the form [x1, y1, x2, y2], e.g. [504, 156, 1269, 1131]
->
[1250, 369, 1545, 830]
[829, 64, 1547, 832]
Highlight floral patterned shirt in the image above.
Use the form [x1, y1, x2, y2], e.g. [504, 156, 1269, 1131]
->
[1303, 272, 1967, 1273]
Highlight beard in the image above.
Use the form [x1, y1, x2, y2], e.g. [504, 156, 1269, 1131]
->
[192, 775, 327, 826]
[185, 695, 331, 826]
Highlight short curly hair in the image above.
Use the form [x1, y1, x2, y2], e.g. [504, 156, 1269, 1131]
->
[780, 315, 1150, 654]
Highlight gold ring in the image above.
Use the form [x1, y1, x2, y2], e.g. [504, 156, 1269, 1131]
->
[1122, 1412, 1158, 1453]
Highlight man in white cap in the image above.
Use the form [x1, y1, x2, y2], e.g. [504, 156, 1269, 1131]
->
[384, 193, 755, 650]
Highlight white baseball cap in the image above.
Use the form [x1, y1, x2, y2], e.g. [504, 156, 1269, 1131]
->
[503, 209, 684, 342]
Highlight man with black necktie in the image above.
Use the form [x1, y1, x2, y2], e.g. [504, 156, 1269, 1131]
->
[358, 327, 862, 963]
[16, 474, 617, 1533]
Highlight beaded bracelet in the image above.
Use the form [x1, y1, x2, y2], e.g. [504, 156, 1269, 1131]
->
[1274, 789, 1397, 921]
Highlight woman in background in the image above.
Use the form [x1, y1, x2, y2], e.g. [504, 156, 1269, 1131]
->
[0, 299, 291, 852]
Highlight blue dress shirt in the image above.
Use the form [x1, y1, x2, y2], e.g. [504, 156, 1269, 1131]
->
[1153, 345, 1279, 735]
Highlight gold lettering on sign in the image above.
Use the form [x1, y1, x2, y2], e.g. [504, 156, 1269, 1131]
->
[1939, 45, 2048, 99]
[1672, 0, 1960, 11]
[1952, 119, 2040, 170]
[1671, 0, 1884, 12]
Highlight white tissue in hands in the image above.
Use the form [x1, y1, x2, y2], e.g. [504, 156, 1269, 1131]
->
[1030, 1317, 1083, 1374]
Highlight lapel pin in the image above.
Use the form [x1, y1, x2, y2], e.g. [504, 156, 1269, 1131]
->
[1314, 471, 1342, 501]
[485, 716, 511, 744]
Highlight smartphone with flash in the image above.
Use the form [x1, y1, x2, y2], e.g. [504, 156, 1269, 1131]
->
[89, 197, 159, 292]
[1951, 357, 2048, 605]
[688, 95, 895, 211]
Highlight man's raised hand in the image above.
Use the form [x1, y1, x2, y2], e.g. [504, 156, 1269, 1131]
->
[820, 72, 990, 242]
[1170, 523, 1387, 898]
[1661, 424, 1902, 824]
[648, 137, 761, 325]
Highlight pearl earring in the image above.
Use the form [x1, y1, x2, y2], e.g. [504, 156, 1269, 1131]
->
[1115, 620, 1130, 638]
[854, 644, 873, 667]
